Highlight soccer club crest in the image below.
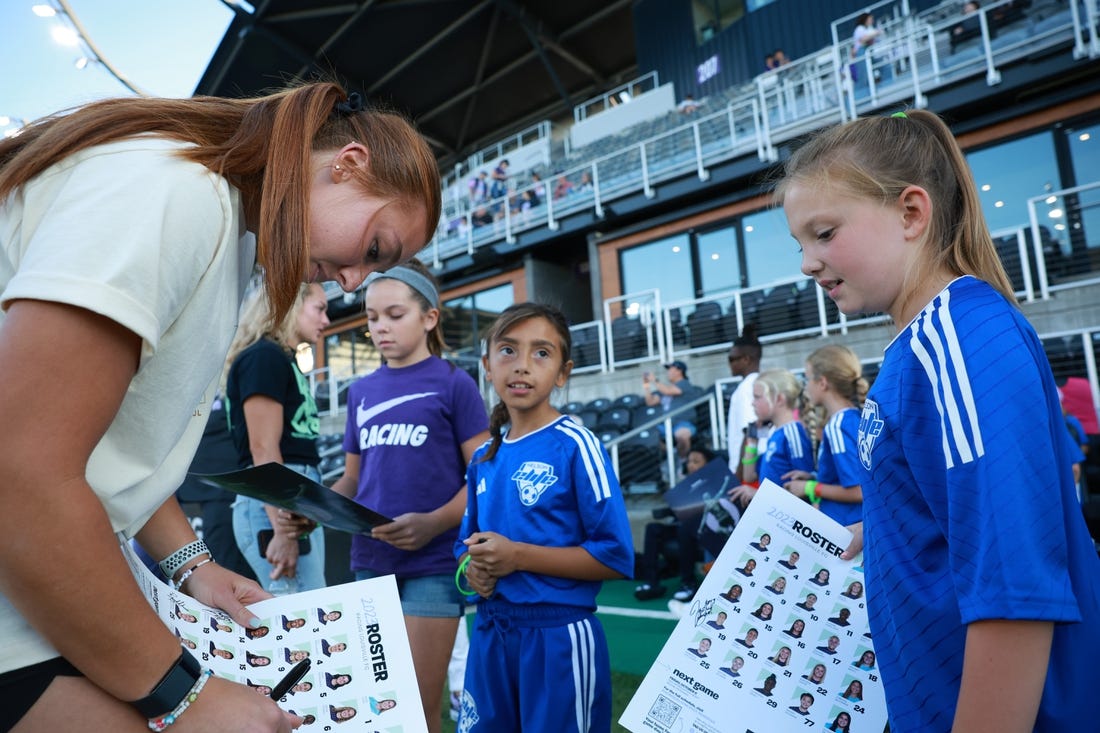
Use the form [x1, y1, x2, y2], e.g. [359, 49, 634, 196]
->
[511, 461, 558, 506]
[858, 399, 884, 470]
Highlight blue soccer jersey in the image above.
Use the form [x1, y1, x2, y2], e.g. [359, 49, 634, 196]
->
[758, 420, 814, 487]
[457, 415, 635, 608]
[857, 276, 1100, 731]
[816, 408, 863, 526]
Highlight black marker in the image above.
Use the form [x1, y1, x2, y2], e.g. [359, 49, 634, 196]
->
[270, 658, 311, 700]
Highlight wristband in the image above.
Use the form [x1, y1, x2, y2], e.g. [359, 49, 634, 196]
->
[804, 480, 821, 505]
[131, 650, 203, 719]
[147, 668, 213, 731]
[454, 555, 479, 597]
[158, 540, 211, 581]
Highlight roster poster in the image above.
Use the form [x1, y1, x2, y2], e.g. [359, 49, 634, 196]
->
[620, 480, 887, 733]
[124, 544, 426, 732]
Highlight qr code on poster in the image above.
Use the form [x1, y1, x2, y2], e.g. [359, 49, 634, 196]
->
[646, 694, 682, 728]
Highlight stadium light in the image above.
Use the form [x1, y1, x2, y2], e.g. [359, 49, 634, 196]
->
[33, 0, 150, 97]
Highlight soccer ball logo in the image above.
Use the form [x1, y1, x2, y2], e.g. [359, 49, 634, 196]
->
[457, 689, 479, 732]
[858, 399, 884, 470]
[512, 461, 558, 506]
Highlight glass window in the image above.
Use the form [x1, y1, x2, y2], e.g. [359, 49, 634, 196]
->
[698, 225, 742, 296]
[742, 207, 801, 287]
[322, 326, 378, 382]
[692, 0, 746, 45]
[442, 283, 514, 377]
[620, 234, 695, 307]
[966, 131, 1059, 232]
[1065, 123, 1100, 258]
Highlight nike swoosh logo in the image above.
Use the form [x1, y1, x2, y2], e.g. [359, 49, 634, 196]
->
[356, 392, 437, 427]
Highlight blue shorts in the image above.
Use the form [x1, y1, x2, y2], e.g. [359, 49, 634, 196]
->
[458, 600, 611, 733]
[355, 570, 464, 618]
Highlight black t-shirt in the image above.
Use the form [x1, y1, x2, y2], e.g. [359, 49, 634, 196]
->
[226, 338, 320, 468]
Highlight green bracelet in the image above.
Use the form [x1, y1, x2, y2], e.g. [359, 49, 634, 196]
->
[804, 480, 821, 506]
[454, 555, 479, 596]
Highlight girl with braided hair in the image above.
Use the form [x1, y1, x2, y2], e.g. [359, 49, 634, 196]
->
[783, 344, 868, 525]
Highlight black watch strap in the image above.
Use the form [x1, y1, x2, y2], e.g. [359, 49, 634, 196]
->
[130, 650, 202, 718]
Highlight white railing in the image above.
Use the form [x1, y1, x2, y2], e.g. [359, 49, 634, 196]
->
[574, 180, 1100, 374]
[427, 0, 1094, 262]
[574, 71, 660, 122]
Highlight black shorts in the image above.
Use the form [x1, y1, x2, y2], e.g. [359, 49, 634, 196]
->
[0, 657, 82, 731]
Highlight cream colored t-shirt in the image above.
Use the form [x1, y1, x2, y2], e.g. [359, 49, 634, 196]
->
[0, 137, 255, 672]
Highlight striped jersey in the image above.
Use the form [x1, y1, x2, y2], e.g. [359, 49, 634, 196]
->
[858, 276, 1100, 731]
[759, 420, 815, 486]
[816, 408, 863, 526]
[458, 415, 635, 608]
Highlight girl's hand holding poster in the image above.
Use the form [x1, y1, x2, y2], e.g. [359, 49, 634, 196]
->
[620, 480, 886, 733]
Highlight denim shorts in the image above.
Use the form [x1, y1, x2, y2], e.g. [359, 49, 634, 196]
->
[355, 569, 465, 618]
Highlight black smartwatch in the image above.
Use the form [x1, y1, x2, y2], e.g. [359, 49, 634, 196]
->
[130, 650, 202, 718]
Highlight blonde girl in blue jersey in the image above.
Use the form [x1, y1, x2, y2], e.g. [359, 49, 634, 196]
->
[778, 109, 1100, 732]
[782, 344, 867, 524]
[455, 302, 634, 733]
[730, 369, 814, 507]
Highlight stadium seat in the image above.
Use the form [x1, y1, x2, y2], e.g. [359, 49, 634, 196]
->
[613, 393, 645, 410]
[611, 315, 647, 361]
[686, 301, 726, 347]
[597, 407, 634, 432]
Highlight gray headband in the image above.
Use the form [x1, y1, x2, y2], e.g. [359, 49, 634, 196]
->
[364, 266, 439, 306]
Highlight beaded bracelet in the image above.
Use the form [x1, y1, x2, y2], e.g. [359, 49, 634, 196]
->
[173, 558, 215, 592]
[158, 540, 211, 582]
[147, 668, 213, 731]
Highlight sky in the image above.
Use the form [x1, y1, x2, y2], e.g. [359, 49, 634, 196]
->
[1, 0, 236, 134]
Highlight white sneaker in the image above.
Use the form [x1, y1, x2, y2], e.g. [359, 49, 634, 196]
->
[667, 599, 687, 618]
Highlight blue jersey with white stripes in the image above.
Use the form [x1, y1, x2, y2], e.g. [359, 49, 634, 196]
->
[858, 276, 1100, 732]
[816, 408, 863, 526]
[759, 420, 814, 487]
[458, 415, 635, 608]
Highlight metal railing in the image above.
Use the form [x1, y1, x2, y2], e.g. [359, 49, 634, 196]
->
[427, 0, 1095, 263]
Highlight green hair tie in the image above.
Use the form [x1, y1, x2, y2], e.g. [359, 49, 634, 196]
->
[891, 111, 908, 118]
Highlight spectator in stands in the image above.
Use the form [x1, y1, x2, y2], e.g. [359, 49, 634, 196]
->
[849, 12, 883, 84]
[852, 12, 883, 57]
[951, 1, 983, 50]
[644, 359, 702, 461]
[469, 170, 489, 205]
[727, 325, 764, 478]
[0, 81, 438, 732]
[577, 170, 594, 193]
[471, 205, 494, 228]
[553, 174, 574, 200]
[489, 159, 510, 201]
[518, 172, 544, 221]
[764, 51, 778, 71]
[633, 447, 714, 602]
[678, 94, 700, 114]
[773, 49, 791, 68]
[226, 282, 331, 595]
